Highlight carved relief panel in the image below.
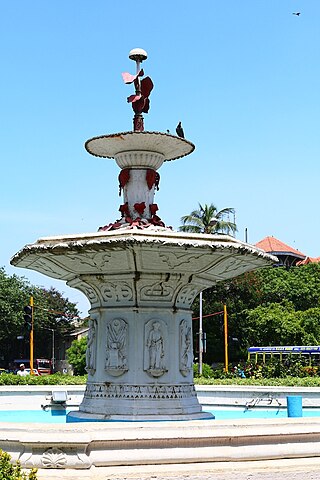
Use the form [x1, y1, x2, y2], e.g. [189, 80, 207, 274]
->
[85, 316, 98, 375]
[101, 281, 133, 304]
[175, 285, 200, 308]
[105, 318, 128, 376]
[179, 319, 192, 376]
[67, 277, 101, 308]
[144, 319, 168, 377]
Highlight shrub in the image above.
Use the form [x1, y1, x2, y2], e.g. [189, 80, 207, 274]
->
[193, 363, 214, 378]
[0, 373, 87, 386]
[0, 449, 37, 479]
[66, 337, 87, 375]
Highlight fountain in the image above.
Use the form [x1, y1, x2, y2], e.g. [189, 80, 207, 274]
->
[7, 49, 282, 474]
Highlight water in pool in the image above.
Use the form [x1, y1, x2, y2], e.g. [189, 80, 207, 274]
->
[207, 406, 320, 420]
[1, 407, 320, 423]
[0, 409, 72, 423]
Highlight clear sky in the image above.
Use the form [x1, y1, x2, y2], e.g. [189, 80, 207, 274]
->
[1, 1, 319, 316]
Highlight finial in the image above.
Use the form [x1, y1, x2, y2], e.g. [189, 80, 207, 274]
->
[122, 48, 153, 132]
[129, 48, 148, 63]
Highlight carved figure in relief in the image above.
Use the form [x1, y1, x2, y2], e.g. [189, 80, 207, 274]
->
[86, 318, 97, 374]
[106, 318, 128, 373]
[180, 319, 192, 375]
[147, 321, 164, 369]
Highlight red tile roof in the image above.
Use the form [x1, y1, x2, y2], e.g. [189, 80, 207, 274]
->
[296, 256, 320, 266]
[255, 236, 306, 258]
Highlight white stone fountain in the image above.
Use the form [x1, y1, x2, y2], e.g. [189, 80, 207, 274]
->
[11, 48, 275, 423]
[4, 49, 300, 478]
[6, 49, 320, 480]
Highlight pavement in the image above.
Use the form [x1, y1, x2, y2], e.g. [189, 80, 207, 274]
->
[36, 458, 320, 480]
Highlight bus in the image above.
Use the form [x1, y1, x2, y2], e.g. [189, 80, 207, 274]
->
[13, 358, 52, 375]
[247, 346, 320, 366]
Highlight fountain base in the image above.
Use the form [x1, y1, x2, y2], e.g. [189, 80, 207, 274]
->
[67, 410, 214, 422]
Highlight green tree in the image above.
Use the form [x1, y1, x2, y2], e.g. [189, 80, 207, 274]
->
[66, 336, 87, 375]
[242, 302, 304, 347]
[0, 268, 30, 365]
[0, 268, 80, 365]
[179, 203, 237, 235]
[192, 264, 320, 365]
[32, 287, 79, 361]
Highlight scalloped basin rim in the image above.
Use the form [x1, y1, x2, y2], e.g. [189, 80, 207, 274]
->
[11, 229, 277, 264]
[84, 131, 195, 161]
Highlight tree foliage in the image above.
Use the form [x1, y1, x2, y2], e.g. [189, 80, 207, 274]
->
[0, 267, 79, 366]
[66, 337, 87, 375]
[179, 203, 237, 235]
[195, 264, 320, 365]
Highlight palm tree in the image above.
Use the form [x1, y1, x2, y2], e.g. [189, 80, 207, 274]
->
[179, 203, 237, 235]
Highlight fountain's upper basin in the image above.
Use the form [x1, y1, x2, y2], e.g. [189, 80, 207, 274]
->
[11, 228, 276, 280]
[84, 131, 195, 162]
[11, 229, 276, 310]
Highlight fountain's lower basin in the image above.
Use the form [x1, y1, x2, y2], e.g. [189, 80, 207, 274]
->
[3, 416, 320, 478]
[2, 386, 320, 477]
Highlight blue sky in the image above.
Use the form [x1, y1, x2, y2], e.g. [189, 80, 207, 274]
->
[1, 1, 319, 316]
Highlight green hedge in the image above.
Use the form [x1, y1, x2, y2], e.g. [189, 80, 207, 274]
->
[2, 360, 320, 387]
[0, 373, 87, 386]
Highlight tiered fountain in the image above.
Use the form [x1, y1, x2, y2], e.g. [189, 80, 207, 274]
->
[7, 49, 280, 477]
[12, 48, 274, 422]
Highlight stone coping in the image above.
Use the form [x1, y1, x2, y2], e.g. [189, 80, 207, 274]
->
[2, 417, 320, 472]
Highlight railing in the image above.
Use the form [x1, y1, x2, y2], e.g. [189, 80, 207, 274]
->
[245, 393, 282, 411]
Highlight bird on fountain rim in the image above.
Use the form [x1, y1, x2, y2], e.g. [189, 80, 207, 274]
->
[176, 121, 185, 138]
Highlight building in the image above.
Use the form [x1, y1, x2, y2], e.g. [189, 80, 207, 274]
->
[255, 236, 306, 268]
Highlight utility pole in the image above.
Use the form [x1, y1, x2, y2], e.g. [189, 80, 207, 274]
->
[30, 296, 34, 375]
[198, 291, 203, 376]
[23, 296, 34, 374]
[51, 328, 55, 372]
[224, 303, 228, 372]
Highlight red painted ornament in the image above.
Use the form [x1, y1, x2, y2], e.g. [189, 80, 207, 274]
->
[134, 202, 146, 216]
[119, 203, 130, 217]
[118, 169, 130, 195]
[149, 203, 159, 216]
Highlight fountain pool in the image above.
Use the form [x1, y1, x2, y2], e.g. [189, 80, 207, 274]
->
[1, 406, 320, 423]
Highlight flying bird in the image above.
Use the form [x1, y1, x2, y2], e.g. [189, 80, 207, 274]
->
[292, 12, 301, 16]
[176, 122, 185, 138]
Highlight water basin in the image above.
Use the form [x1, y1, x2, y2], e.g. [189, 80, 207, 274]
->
[2, 406, 320, 423]
[206, 406, 320, 420]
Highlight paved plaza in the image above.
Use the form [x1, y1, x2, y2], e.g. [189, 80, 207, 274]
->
[36, 458, 320, 480]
